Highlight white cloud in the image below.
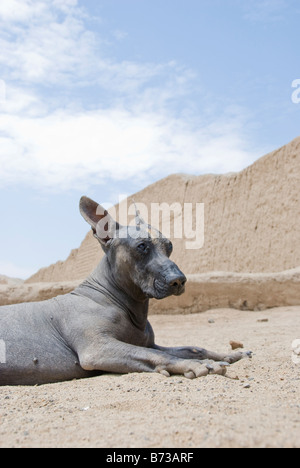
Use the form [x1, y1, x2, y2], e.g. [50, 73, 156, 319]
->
[0, 0, 47, 23]
[0, 1, 95, 85]
[0, 0, 79, 22]
[0, 0, 188, 93]
[0, 98, 257, 191]
[0, 0, 259, 193]
[0, 0, 180, 92]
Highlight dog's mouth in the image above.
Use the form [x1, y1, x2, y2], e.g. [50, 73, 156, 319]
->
[151, 279, 186, 300]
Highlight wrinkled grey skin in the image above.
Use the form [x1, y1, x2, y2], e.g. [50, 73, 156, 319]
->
[0, 197, 250, 386]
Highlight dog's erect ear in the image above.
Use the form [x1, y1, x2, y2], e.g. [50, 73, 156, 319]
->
[79, 196, 120, 248]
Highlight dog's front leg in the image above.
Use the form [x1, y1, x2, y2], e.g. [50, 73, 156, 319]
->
[78, 339, 227, 379]
[153, 344, 251, 364]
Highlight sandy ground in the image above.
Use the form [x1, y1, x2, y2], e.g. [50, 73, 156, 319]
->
[0, 306, 300, 448]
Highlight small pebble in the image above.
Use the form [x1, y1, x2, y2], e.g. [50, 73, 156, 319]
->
[230, 340, 244, 350]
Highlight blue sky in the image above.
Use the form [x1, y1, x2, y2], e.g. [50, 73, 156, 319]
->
[0, 0, 299, 279]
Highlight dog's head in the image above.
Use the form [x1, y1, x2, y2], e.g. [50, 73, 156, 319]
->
[80, 196, 187, 301]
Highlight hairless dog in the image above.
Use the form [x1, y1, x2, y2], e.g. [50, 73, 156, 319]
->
[0, 197, 250, 385]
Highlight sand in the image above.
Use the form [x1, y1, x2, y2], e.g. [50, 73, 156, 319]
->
[1, 306, 299, 449]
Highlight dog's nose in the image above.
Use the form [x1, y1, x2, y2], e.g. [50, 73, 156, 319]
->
[168, 273, 187, 292]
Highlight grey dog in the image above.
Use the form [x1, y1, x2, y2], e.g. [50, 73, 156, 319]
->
[0, 197, 249, 385]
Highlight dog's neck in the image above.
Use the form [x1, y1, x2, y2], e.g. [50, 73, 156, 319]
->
[76, 257, 150, 332]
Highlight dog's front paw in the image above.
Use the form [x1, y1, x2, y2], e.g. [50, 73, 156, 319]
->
[181, 360, 228, 379]
[223, 350, 253, 364]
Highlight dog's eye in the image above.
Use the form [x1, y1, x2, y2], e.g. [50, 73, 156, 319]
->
[137, 243, 149, 254]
